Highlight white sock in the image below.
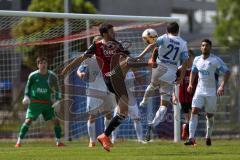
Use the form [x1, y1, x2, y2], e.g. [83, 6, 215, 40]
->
[104, 118, 111, 131]
[87, 120, 96, 142]
[16, 137, 21, 144]
[151, 106, 167, 127]
[134, 121, 143, 141]
[189, 114, 198, 139]
[142, 84, 156, 103]
[206, 116, 214, 138]
[56, 138, 61, 144]
[111, 127, 119, 143]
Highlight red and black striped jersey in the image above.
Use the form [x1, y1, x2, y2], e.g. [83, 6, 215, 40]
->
[177, 67, 198, 104]
[84, 40, 130, 77]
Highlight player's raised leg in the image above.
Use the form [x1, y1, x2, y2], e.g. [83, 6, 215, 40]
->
[140, 83, 158, 107]
[140, 69, 168, 108]
[145, 105, 167, 141]
[145, 82, 172, 141]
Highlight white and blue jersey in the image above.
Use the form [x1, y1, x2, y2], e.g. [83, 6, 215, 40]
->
[152, 34, 188, 84]
[156, 34, 188, 71]
[192, 54, 229, 96]
[78, 57, 115, 112]
[78, 57, 108, 91]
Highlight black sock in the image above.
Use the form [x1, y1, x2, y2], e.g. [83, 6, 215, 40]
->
[104, 114, 125, 137]
[186, 123, 189, 135]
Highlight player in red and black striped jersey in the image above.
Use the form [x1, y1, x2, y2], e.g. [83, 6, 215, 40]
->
[61, 23, 136, 152]
[173, 49, 197, 140]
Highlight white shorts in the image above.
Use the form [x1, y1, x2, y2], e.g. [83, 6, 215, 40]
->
[151, 64, 176, 84]
[151, 66, 174, 101]
[114, 101, 140, 119]
[192, 95, 217, 113]
[86, 91, 116, 113]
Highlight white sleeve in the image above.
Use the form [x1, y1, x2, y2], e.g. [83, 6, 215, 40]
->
[156, 35, 164, 47]
[216, 56, 229, 73]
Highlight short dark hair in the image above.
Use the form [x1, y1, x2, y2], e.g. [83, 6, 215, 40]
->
[36, 56, 48, 64]
[201, 39, 212, 46]
[99, 23, 113, 36]
[167, 22, 179, 34]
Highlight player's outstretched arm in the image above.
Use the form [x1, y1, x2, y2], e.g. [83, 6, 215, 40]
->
[61, 55, 87, 75]
[136, 43, 156, 60]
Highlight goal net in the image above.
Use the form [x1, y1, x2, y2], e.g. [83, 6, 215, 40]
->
[0, 10, 181, 142]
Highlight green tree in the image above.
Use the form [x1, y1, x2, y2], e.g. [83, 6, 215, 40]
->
[11, 0, 97, 68]
[12, 0, 97, 38]
[28, 0, 96, 13]
[214, 0, 240, 49]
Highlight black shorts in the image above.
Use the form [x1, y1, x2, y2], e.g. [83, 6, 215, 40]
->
[103, 70, 128, 103]
[103, 76, 116, 94]
[181, 103, 192, 114]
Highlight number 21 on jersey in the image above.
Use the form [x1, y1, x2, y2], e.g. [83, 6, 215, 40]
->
[163, 44, 179, 61]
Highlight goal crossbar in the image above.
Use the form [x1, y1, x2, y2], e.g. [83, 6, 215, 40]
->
[0, 10, 179, 22]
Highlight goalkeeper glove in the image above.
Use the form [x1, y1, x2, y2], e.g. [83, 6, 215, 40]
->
[52, 100, 60, 108]
[22, 96, 30, 105]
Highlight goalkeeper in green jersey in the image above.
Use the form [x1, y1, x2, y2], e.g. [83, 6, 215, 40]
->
[15, 56, 64, 147]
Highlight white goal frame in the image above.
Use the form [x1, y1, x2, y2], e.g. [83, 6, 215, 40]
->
[0, 10, 181, 142]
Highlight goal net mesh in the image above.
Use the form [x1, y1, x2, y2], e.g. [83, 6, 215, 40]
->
[0, 11, 179, 141]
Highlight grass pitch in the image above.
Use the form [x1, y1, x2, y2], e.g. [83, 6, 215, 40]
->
[1, 139, 240, 160]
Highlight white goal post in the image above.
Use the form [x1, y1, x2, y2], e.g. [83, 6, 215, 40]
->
[0, 10, 177, 22]
[0, 10, 181, 142]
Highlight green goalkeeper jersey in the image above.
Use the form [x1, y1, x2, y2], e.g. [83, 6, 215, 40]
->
[25, 70, 61, 107]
